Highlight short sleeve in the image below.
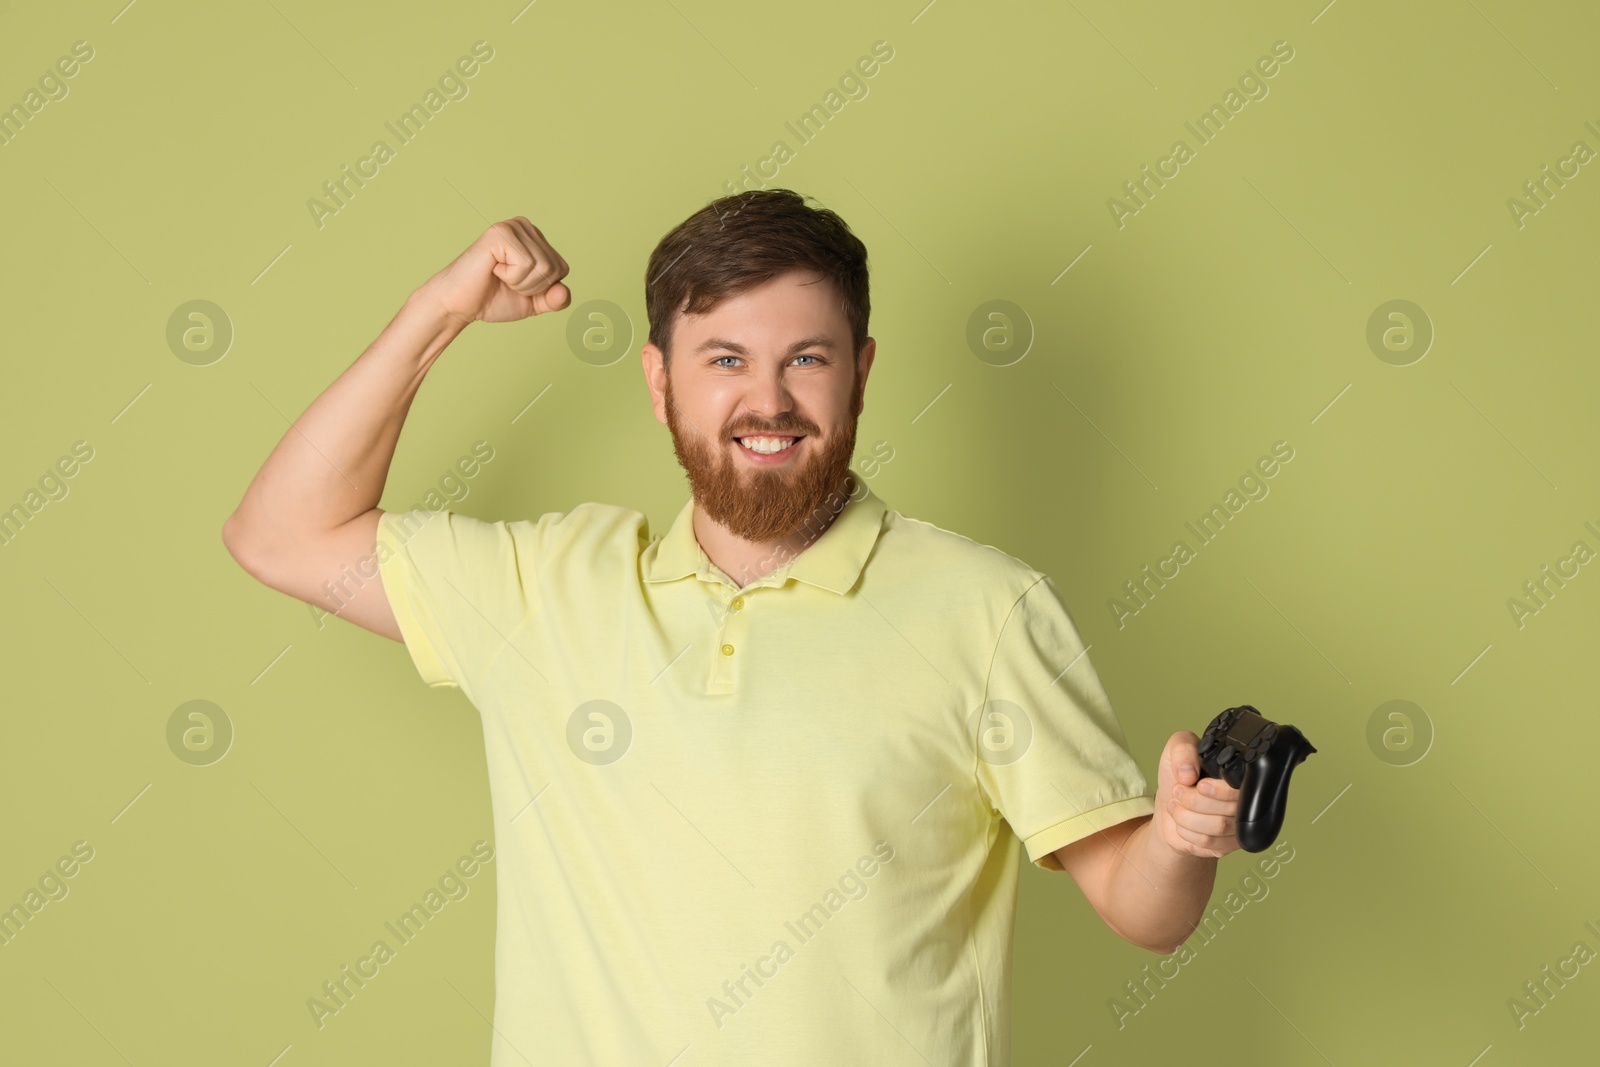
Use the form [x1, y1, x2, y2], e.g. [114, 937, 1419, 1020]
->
[376, 508, 549, 692]
[974, 575, 1156, 870]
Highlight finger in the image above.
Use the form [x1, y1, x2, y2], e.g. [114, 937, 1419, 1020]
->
[490, 221, 543, 292]
[525, 218, 569, 278]
[1195, 776, 1240, 803]
[1169, 818, 1234, 853]
[497, 219, 557, 296]
[544, 231, 569, 279]
[514, 217, 569, 284]
[1173, 782, 1238, 815]
[1167, 804, 1233, 839]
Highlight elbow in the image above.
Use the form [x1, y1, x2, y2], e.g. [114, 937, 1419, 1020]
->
[1108, 918, 1183, 956]
[1102, 916, 1180, 956]
[222, 511, 268, 579]
[221, 511, 248, 563]
[1119, 928, 1181, 955]
[1132, 923, 1193, 956]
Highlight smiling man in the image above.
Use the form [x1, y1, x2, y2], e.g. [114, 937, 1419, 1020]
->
[222, 189, 1241, 1066]
[649, 252, 869, 586]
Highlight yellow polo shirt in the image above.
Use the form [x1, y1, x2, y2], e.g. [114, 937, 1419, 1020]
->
[376, 477, 1155, 1066]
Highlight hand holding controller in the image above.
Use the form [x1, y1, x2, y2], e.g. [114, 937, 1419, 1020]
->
[1196, 705, 1317, 853]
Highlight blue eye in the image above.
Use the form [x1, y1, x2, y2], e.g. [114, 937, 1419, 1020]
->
[713, 355, 821, 367]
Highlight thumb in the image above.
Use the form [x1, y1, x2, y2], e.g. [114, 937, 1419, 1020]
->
[531, 281, 571, 315]
[1164, 730, 1202, 789]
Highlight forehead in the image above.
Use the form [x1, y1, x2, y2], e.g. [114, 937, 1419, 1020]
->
[674, 269, 848, 347]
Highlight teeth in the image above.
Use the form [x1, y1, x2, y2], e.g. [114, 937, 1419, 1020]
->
[738, 436, 798, 454]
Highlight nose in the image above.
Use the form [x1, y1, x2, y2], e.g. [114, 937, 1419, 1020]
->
[741, 366, 798, 429]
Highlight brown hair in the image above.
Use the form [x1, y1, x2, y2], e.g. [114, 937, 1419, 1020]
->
[644, 188, 870, 368]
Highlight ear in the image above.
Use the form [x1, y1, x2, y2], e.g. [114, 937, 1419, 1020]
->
[642, 342, 668, 426]
[853, 337, 876, 417]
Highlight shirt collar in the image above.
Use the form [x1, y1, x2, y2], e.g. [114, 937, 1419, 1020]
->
[643, 475, 889, 595]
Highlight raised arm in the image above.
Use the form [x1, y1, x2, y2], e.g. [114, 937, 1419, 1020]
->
[221, 217, 570, 640]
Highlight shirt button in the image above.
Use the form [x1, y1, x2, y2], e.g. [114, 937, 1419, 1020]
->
[730, 596, 745, 611]
[721, 643, 735, 656]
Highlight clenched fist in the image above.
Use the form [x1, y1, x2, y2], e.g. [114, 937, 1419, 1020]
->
[1154, 730, 1242, 859]
[422, 217, 571, 327]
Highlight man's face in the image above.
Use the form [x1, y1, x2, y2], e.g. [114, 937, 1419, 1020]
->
[644, 269, 875, 543]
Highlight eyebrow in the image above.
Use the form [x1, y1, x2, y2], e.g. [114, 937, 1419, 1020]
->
[695, 335, 838, 356]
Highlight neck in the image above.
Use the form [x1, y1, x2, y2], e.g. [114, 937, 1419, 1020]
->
[693, 473, 855, 588]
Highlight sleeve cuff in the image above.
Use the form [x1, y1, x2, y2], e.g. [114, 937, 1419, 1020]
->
[1024, 793, 1156, 871]
[377, 511, 459, 689]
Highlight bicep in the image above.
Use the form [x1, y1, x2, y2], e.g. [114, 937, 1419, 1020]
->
[229, 506, 402, 642]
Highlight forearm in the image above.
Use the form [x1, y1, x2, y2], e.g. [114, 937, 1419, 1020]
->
[1102, 817, 1217, 954]
[226, 284, 466, 550]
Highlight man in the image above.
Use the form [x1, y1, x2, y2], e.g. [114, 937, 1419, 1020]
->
[223, 188, 1243, 1065]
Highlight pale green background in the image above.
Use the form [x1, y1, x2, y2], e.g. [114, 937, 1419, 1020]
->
[2, 0, 1596, 1064]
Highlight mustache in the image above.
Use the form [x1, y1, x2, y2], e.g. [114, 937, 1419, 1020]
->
[728, 427, 812, 438]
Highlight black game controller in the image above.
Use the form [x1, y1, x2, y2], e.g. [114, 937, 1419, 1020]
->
[1195, 705, 1317, 853]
